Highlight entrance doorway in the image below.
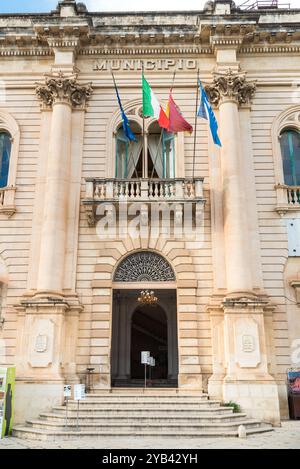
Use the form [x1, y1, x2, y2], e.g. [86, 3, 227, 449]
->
[131, 304, 168, 380]
[111, 289, 178, 387]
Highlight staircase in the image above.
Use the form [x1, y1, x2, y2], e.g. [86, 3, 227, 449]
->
[13, 390, 273, 441]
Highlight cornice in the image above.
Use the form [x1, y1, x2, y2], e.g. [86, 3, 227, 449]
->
[79, 46, 213, 56]
[0, 48, 52, 57]
[1, 42, 300, 58]
[0, 16, 300, 57]
[239, 45, 300, 54]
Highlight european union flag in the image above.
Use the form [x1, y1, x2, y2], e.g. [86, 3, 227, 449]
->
[113, 77, 137, 142]
[197, 80, 221, 147]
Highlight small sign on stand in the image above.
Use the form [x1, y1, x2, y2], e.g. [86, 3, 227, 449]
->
[149, 357, 155, 381]
[63, 385, 71, 429]
[73, 384, 85, 431]
[141, 351, 150, 388]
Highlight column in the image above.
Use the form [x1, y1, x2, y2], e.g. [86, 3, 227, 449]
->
[14, 74, 93, 423]
[206, 70, 256, 296]
[206, 70, 280, 425]
[35, 73, 93, 294]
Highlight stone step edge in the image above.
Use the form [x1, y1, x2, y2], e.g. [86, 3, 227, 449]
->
[53, 402, 233, 411]
[39, 412, 247, 420]
[60, 401, 223, 406]
[86, 393, 208, 401]
[64, 399, 218, 403]
[25, 419, 266, 428]
[52, 405, 230, 411]
[13, 426, 273, 438]
[90, 390, 208, 393]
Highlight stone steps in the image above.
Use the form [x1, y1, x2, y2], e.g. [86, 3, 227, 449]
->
[52, 405, 233, 414]
[13, 426, 273, 441]
[91, 389, 207, 395]
[61, 401, 223, 409]
[71, 397, 213, 403]
[38, 412, 249, 423]
[25, 419, 265, 432]
[13, 391, 274, 441]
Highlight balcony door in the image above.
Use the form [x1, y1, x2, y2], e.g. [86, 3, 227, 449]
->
[115, 121, 175, 179]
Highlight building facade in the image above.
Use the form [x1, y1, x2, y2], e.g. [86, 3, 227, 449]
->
[0, 0, 300, 426]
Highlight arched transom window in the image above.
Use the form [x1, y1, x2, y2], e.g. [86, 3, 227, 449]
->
[114, 251, 176, 282]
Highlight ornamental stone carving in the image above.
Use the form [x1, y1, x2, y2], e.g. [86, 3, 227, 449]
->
[114, 252, 176, 282]
[36, 72, 93, 109]
[205, 69, 256, 108]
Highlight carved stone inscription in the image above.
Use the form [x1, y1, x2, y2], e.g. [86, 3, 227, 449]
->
[234, 318, 261, 368]
[93, 58, 198, 72]
[29, 318, 54, 368]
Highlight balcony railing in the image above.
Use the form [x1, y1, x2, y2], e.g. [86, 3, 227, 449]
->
[85, 178, 204, 201]
[239, 1, 290, 10]
[275, 184, 300, 215]
[83, 178, 205, 226]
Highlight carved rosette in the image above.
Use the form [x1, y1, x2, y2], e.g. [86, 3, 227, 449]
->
[205, 69, 256, 108]
[36, 72, 93, 109]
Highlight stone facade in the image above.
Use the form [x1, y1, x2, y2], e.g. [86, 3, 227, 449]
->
[0, 0, 299, 426]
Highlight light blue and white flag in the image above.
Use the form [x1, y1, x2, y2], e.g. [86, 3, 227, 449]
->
[197, 80, 222, 147]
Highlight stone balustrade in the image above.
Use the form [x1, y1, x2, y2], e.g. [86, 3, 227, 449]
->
[85, 177, 204, 202]
[83, 177, 205, 226]
[275, 184, 300, 215]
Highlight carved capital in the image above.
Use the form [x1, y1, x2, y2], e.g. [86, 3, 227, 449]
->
[205, 69, 256, 108]
[36, 72, 93, 109]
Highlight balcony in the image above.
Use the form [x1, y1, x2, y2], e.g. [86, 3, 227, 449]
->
[83, 178, 205, 226]
[0, 186, 16, 217]
[275, 184, 300, 215]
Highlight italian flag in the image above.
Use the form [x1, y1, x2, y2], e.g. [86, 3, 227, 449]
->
[142, 75, 169, 129]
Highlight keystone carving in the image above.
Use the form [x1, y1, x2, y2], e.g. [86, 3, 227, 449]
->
[36, 72, 93, 109]
[205, 69, 256, 108]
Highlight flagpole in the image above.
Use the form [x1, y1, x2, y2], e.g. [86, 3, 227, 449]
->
[141, 62, 146, 179]
[192, 69, 200, 181]
[170, 68, 177, 94]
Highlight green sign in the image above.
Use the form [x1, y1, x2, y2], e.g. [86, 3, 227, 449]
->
[0, 367, 15, 438]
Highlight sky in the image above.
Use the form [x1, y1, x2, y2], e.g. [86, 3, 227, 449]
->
[0, 0, 298, 14]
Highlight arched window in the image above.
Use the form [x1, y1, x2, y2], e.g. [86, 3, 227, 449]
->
[0, 131, 11, 188]
[280, 129, 300, 186]
[114, 251, 176, 282]
[115, 120, 175, 179]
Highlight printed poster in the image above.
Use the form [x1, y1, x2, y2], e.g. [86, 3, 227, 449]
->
[0, 367, 15, 438]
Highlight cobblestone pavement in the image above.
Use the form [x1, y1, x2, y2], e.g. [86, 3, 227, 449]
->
[0, 421, 299, 449]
